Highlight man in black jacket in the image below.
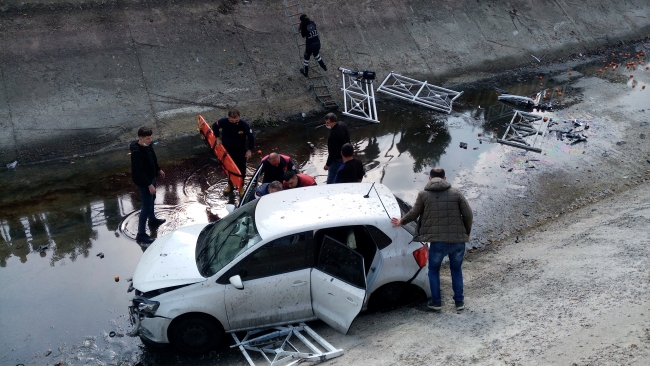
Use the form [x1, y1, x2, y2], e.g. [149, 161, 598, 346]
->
[334, 143, 364, 183]
[323, 112, 350, 184]
[130, 126, 166, 244]
[298, 14, 327, 78]
[261, 152, 297, 183]
[212, 108, 255, 195]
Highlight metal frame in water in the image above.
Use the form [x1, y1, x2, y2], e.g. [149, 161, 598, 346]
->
[376, 71, 463, 114]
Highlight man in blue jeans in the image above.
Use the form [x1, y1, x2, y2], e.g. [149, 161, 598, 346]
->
[391, 167, 473, 311]
[130, 126, 166, 244]
[323, 113, 350, 184]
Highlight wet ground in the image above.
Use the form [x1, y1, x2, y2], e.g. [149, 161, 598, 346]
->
[1, 44, 648, 365]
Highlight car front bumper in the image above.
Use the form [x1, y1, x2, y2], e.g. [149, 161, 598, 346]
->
[129, 306, 172, 344]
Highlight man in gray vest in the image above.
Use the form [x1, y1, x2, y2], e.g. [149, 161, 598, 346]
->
[391, 167, 473, 311]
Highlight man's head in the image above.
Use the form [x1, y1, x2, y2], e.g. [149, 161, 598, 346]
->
[341, 143, 354, 161]
[268, 152, 281, 167]
[138, 126, 153, 146]
[429, 167, 446, 180]
[283, 170, 298, 188]
[324, 112, 338, 129]
[228, 108, 241, 123]
[268, 181, 283, 194]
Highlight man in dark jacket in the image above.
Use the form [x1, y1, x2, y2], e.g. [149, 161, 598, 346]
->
[212, 108, 255, 196]
[334, 143, 364, 183]
[261, 152, 297, 183]
[298, 14, 327, 78]
[323, 113, 350, 184]
[391, 167, 473, 312]
[130, 126, 166, 244]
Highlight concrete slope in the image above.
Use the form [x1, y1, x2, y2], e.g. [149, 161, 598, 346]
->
[1, 0, 649, 164]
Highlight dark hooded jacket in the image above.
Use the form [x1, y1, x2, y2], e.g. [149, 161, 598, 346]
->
[130, 141, 161, 187]
[401, 178, 473, 243]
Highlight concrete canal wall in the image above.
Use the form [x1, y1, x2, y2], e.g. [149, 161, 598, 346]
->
[1, 0, 649, 164]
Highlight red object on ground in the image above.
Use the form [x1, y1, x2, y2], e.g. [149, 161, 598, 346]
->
[197, 115, 244, 189]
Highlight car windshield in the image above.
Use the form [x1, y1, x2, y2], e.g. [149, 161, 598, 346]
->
[196, 200, 262, 277]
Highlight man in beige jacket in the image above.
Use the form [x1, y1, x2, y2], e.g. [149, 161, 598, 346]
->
[391, 167, 473, 311]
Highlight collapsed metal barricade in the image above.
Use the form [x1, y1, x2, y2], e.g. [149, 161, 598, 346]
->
[339, 67, 379, 123]
[497, 111, 548, 153]
[376, 72, 463, 114]
[231, 323, 343, 366]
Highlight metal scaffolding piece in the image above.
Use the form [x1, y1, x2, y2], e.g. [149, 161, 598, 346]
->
[376, 72, 463, 114]
[497, 111, 548, 153]
[339, 67, 379, 123]
[231, 323, 343, 366]
[283, 0, 338, 109]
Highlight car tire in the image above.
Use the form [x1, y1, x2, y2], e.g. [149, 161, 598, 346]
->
[368, 282, 405, 311]
[168, 314, 224, 355]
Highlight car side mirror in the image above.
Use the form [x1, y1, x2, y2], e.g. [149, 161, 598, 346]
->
[225, 204, 236, 214]
[229, 275, 244, 290]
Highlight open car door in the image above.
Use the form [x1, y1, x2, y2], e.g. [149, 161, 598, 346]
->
[311, 235, 366, 334]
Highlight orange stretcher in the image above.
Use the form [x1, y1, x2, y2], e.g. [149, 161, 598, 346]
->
[197, 115, 244, 189]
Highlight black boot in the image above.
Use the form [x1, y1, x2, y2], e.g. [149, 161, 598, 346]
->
[300, 66, 309, 78]
[148, 218, 166, 227]
[136, 233, 155, 244]
[318, 60, 327, 71]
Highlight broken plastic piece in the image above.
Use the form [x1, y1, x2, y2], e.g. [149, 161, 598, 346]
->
[37, 244, 49, 251]
[459, 142, 468, 149]
[6, 161, 17, 169]
[97, 252, 104, 258]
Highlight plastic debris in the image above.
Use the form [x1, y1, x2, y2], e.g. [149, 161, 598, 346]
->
[97, 252, 105, 259]
[459, 142, 468, 149]
[6, 161, 17, 169]
[307, 142, 314, 149]
[37, 244, 49, 251]
[114, 276, 120, 282]
[45, 349, 52, 356]
[109, 331, 116, 338]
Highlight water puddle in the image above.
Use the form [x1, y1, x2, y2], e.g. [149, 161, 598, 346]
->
[1, 44, 647, 365]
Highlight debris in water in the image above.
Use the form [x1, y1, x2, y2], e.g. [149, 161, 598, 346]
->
[459, 142, 468, 149]
[523, 212, 530, 216]
[97, 252, 104, 259]
[473, 147, 479, 150]
[6, 161, 17, 169]
[427, 133, 437, 143]
[114, 276, 120, 282]
[515, 236, 520, 243]
[109, 331, 116, 338]
[37, 244, 49, 251]
[640, 134, 646, 139]
[508, 168, 513, 172]
[616, 141, 626, 146]
[307, 142, 314, 149]
[45, 349, 52, 356]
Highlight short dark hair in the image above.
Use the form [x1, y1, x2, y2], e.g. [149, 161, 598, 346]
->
[430, 167, 445, 179]
[138, 126, 152, 137]
[324, 112, 337, 123]
[341, 143, 354, 158]
[269, 181, 283, 191]
[283, 170, 297, 182]
[228, 108, 241, 118]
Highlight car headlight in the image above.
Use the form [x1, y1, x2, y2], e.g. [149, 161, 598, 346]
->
[133, 297, 160, 317]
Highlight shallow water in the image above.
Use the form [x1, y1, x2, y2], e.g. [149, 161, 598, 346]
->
[1, 47, 647, 365]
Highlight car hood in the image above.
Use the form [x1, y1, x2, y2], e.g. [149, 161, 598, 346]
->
[133, 223, 207, 293]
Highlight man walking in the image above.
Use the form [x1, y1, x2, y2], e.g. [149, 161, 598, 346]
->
[391, 167, 473, 311]
[212, 108, 255, 196]
[130, 126, 166, 244]
[334, 143, 364, 183]
[298, 14, 327, 78]
[323, 113, 350, 184]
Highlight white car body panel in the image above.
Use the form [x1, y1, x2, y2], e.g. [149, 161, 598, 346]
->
[133, 224, 206, 293]
[311, 269, 365, 334]
[224, 268, 313, 330]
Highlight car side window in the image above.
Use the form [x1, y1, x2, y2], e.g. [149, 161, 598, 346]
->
[365, 225, 392, 250]
[317, 235, 366, 289]
[237, 232, 309, 281]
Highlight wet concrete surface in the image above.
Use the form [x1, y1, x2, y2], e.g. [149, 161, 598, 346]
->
[1, 45, 649, 365]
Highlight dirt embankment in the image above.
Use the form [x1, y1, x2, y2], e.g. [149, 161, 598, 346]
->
[1, 0, 650, 163]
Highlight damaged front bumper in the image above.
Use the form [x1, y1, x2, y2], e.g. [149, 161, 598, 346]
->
[128, 297, 171, 345]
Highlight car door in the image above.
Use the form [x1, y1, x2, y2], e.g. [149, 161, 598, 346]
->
[223, 232, 314, 330]
[311, 235, 366, 334]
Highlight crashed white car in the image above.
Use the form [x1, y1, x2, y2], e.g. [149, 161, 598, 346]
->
[129, 182, 430, 354]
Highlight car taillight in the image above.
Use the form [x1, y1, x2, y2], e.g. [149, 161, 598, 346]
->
[413, 244, 428, 268]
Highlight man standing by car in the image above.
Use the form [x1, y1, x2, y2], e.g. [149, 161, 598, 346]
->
[212, 108, 255, 196]
[261, 152, 297, 183]
[390, 167, 473, 312]
[130, 126, 166, 244]
[323, 112, 350, 184]
[334, 143, 364, 183]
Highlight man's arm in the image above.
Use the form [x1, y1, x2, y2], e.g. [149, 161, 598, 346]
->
[392, 192, 424, 226]
[458, 193, 473, 236]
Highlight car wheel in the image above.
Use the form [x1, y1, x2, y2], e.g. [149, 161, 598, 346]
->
[168, 314, 223, 355]
[369, 283, 405, 311]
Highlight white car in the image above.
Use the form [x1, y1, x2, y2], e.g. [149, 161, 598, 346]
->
[129, 182, 430, 354]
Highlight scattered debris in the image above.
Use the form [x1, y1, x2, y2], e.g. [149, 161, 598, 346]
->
[427, 133, 438, 143]
[109, 331, 116, 338]
[515, 236, 520, 243]
[473, 147, 479, 150]
[459, 142, 468, 149]
[523, 212, 530, 216]
[6, 161, 18, 169]
[97, 252, 105, 259]
[497, 111, 546, 153]
[616, 141, 626, 146]
[44, 349, 52, 356]
[307, 142, 314, 149]
[497, 94, 535, 108]
[37, 244, 49, 252]
[640, 134, 646, 139]
[114, 276, 120, 282]
[508, 168, 513, 172]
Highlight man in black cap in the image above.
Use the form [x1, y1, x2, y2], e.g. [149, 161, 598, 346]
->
[298, 14, 327, 78]
[130, 126, 166, 244]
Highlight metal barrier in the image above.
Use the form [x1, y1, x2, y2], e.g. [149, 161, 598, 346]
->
[339, 67, 379, 123]
[376, 72, 463, 114]
[497, 111, 547, 153]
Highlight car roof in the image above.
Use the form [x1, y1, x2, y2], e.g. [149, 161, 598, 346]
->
[254, 182, 401, 240]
